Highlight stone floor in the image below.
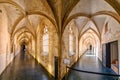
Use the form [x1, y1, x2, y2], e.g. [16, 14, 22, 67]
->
[0, 51, 119, 80]
[64, 54, 118, 80]
[0, 52, 53, 80]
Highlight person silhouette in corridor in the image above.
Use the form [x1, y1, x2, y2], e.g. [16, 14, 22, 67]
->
[21, 44, 26, 60]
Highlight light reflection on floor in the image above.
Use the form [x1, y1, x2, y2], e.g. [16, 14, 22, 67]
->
[64, 52, 118, 80]
[0, 52, 53, 80]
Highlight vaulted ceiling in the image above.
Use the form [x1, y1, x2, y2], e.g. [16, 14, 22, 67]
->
[0, 0, 120, 36]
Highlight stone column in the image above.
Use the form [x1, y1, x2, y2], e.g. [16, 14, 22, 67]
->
[35, 34, 37, 59]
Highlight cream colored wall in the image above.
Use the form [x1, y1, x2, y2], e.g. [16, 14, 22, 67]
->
[102, 17, 120, 43]
[102, 16, 120, 74]
[29, 19, 59, 76]
[60, 21, 78, 79]
[118, 40, 120, 75]
[0, 5, 19, 75]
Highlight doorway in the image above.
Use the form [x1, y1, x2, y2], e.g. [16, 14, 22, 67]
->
[102, 41, 119, 74]
[111, 41, 118, 74]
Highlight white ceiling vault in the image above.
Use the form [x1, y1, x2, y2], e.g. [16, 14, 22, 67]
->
[0, 0, 120, 37]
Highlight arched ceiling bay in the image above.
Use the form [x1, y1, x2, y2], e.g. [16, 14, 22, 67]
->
[68, 0, 117, 17]
[80, 21, 100, 36]
[12, 27, 34, 41]
[91, 15, 108, 34]
[63, 0, 120, 35]
[12, 14, 57, 38]
[1, 3, 24, 34]
[74, 17, 89, 32]
[0, 0, 55, 35]
[80, 29, 98, 41]
[79, 29, 100, 52]
[13, 16, 35, 36]
[12, 0, 54, 18]
[0, 0, 120, 36]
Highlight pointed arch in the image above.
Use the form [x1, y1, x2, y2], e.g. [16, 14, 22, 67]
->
[11, 12, 57, 36]
[92, 11, 120, 23]
[0, 0, 25, 14]
[17, 32, 31, 41]
[79, 27, 101, 42]
[79, 28, 100, 57]
[63, 11, 120, 37]
[62, 19, 79, 37]
[62, 13, 89, 34]
[12, 27, 35, 40]
[63, 15, 100, 37]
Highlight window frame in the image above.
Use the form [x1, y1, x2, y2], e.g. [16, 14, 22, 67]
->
[69, 27, 75, 56]
[42, 26, 49, 56]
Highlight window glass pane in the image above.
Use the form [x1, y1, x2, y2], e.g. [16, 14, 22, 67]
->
[43, 27, 49, 55]
[69, 30, 74, 56]
[43, 40, 48, 45]
[69, 35, 73, 41]
[69, 35, 73, 48]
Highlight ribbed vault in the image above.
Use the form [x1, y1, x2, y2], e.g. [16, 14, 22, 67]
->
[0, 0, 120, 80]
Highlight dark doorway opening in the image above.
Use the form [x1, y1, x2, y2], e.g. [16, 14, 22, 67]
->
[102, 41, 119, 74]
[90, 45, 92, 50]
[86, 45, 94, 55]
[21, 42, 27, 53]
[111, 41, 118, 74]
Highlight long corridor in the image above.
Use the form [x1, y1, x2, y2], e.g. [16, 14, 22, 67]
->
[0, 52, 53, 80]
[65, 53, 118, 80]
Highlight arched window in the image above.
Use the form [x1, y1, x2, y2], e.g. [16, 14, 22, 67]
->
[43, 26, 49, 56]
[69, 27, 74, 56]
